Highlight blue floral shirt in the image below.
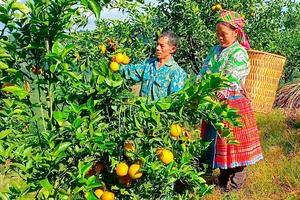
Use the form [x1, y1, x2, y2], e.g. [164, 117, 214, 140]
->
[120, 57, 187, 101]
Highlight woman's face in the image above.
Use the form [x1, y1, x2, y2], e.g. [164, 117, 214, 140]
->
[216, 23, 238, 48]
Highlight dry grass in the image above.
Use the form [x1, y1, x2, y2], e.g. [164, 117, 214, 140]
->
[275, 82, 300, 109]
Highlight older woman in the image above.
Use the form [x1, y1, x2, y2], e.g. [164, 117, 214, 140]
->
[198, 10, 263, 192]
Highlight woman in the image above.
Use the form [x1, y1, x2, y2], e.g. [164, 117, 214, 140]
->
[198, 10, 263, 192]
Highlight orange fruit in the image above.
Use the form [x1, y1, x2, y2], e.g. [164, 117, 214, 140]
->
[158, 149, 174, 165]
[101, 191, 115, 200]
[170, 124, 182, 137]
[95, 188, 104, 198]
[94, 162, 104, 174]
[115, 53, 124, 63]
[117, 174, 132, 187]
[124, 140, 135, 151]
[212, 4, 222, 11]
[122, 55, 130, 64]
[109, 62, 119, 72]
[115, 162, 129, 177]
[216, 4, 222, 10]
[128, 164, 143, 179]
[25, 81, 30, 93]
[99, 44, 106, 54]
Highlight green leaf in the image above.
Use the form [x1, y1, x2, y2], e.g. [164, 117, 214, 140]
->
[85, 191, 98, 200]
[0, 129, 12, 140]
[10, 163, 27, 172]
[1, 86, 28, 99]
[53, 111, 69, 126]
[103, 0, 111, 4]
[86, 0, 101, 20]
[202, 96, 216, 104]
[134, 115, 142, 129]
[61, 44, 75, 59]
[86, 175, 97, 186]
[228, 139, 240, 145]
[1, 144, 17, 158]
[140, 103, 149, 112]
[0, 61, 9, 69]
[179, 106, 184, 118]
[6, 68, 18, 73]
[11, 2, 31, 14]
[0, 14, 10, 24]
[221, 129, 231, 138]
[65, 71, 82, 80]
[80, 162, 93, 176]
[50, 64, 57, 73]
[53, 142, 71, 157]
[105, 78, 123, 87]
[0, 50, 11, 58]
[156, 102, 171, 110]
[52, 41, 64, 55]
[39, 178, 53, 191]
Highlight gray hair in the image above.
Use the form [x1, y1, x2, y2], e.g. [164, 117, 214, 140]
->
[159, 31, 178, 47]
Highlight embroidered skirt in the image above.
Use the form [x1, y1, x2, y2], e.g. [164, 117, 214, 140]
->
[201, 96, 263, 169]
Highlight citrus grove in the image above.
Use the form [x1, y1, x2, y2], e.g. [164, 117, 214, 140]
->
[1, 0, 299, 199]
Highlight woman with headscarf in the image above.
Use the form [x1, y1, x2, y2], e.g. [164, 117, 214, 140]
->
[198, 10, 263, 192]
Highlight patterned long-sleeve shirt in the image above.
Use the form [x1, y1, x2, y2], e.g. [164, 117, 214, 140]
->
[198, 41, 250, 98]
[120, 56, 187, 101]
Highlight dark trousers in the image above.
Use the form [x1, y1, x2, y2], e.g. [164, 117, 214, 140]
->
[219, 166, 247, 191]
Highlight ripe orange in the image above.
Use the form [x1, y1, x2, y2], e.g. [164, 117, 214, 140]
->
[122, 55, 130, 64]
[115, 53, 124, 63]
[216, 4, 222, 10]
[101, 191, 115, 200]
[128, 164, 143, 179]
[170, 124, 182, 137]
[25, 81, 30, 93]
[95, 188, 104, 198]
[124, 140, 135, 151]
[115, 162, 129, 176]
[109, 62, 119, 72]
[212, 4, 222, 11]
[99, 44, 106, 54]
[117, 174, 132, 187]
[158, 149, 174, 165]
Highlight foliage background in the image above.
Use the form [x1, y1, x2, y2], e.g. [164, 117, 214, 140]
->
[89, 0, 300, 81]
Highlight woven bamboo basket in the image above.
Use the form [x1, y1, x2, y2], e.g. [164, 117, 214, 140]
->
[245, 49, 287, 113]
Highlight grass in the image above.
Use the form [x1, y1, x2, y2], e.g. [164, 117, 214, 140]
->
[1, 109, 300, 199]
[202, 109, 300, 200]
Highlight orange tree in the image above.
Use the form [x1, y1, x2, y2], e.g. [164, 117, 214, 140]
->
[0, 0, 241, 199]
[0, 0, 238, 199]
[1, 0, 300, 199]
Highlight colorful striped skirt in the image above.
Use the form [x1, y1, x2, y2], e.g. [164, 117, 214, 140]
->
[201, 96, 263, 169]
